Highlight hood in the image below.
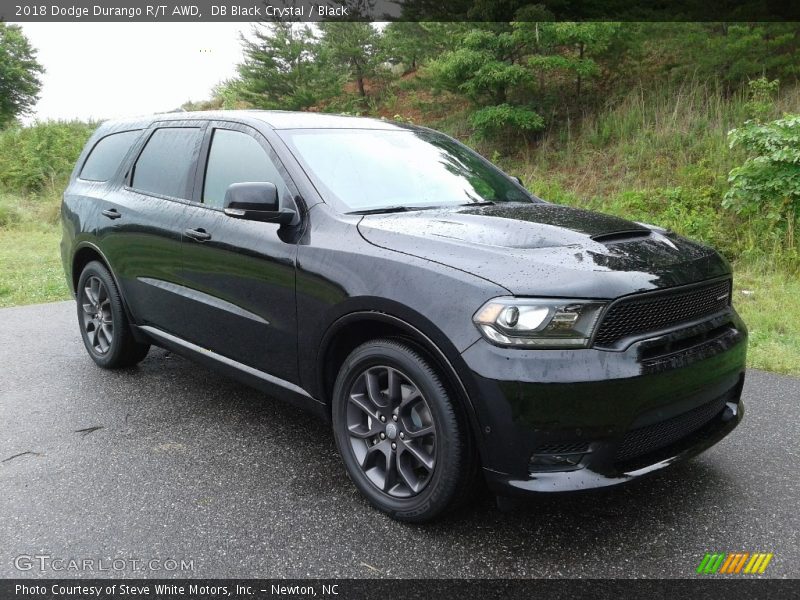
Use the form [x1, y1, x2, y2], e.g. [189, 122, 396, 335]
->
[356, 203, 730, 298]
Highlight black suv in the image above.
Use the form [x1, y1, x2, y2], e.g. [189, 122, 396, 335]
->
[61, 111, 747, 521]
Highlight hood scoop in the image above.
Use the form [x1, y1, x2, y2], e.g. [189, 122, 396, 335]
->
[591, 230, 653, 244]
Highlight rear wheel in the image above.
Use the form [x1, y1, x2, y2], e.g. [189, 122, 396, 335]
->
[332, 339, 476, 522]
[76, 261, 149, 368]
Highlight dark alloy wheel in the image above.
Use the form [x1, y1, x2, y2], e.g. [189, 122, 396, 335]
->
[76, 261, 150, 369]
[346, 365, 437, 498]
[332, 339, 477, 522]
[80, 275, 114, 354]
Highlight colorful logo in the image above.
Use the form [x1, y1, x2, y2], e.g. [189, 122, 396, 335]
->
[697, 552, 774, 574]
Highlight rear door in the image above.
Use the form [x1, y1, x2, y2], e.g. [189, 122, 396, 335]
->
[177, 121, 300, 383]
[101, 121, 207, 333]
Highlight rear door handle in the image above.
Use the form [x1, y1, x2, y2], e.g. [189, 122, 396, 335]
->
[102, 208, 121, 220]
[185, 227, 212, 242]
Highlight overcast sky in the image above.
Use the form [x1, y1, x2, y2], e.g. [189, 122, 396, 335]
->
[17, 23, 251, 123]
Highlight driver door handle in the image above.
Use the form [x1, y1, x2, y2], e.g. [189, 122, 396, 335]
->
[102, 208, 121, 220]
[185, 227, 212, 242]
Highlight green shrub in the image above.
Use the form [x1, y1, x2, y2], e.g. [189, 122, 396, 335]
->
[724, 113, 800, 257]
[470, 104, 544, 139]
[0, 121, 96, 193]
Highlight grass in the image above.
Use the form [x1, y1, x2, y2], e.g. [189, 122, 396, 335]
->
[0, 184, 70, 307]
[0, 228, 69, 307]
[734, 267, 800, 376]
[506, 79, 800, 195]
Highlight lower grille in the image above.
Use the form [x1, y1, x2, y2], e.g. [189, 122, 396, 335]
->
[533, 441, 591, 455]
[615, 395, 727, 462]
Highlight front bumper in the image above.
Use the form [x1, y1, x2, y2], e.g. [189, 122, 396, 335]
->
[460, 310, 747, 495]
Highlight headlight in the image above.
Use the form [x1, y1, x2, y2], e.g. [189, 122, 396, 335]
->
[473, 297, 606, 348]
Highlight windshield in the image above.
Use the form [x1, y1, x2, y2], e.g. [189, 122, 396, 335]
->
[278, 128, 536, 213]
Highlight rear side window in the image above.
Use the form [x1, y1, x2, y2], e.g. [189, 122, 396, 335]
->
[202, 128, 290, 209]
[132, 127, 203, 199]
[79, 130, 141, 182]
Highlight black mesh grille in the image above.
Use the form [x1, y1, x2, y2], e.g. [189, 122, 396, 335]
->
[615, 395, 728, 463]
[533, 441, 590, 455]
[594, 279, 732, 347]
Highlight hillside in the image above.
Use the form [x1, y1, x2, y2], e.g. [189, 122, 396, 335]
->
[0, 80, 798, 374]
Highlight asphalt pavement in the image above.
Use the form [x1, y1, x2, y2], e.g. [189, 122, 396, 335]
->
[1, 301, 798, 578]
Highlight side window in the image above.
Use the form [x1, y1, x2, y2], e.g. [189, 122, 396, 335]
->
[79, 130, 141, 182]
[202, 128, 290, 209]
[132, 127, 203, 199]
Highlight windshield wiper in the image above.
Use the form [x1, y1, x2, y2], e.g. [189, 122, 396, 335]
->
[348, 206, 412, 215]
[348, 204, 445, 215]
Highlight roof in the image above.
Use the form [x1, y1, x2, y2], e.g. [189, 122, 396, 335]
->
[96, 110, 409, 132]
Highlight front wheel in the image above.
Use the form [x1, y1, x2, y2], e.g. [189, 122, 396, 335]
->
[76, 261, 150, 369]
[332, 339, 476, 522]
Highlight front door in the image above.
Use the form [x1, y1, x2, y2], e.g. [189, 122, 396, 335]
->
[177, 122, 300, 383]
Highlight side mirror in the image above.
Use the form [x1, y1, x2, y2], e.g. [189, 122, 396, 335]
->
[512, 176, 524, 186]
[223, 182, 296, 225]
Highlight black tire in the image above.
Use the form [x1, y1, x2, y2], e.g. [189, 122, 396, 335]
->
[76, 261, 150, 369]
[332, 339, 477, 522]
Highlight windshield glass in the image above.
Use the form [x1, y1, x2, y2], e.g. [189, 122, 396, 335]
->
[278, 128, 536, 213]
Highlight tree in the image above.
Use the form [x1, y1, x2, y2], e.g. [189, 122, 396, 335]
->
[318, 22, 381, 99]
[518, 22, 621, 101]
[641, 23, 800, 89]
[429, 26, 533, 105]
[381, 23, 463, 73]
[699, 24, 800, 85]
[0, 24, 44, 127]
[236, 22, 338, 110]
[428, 25, 544, 139]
